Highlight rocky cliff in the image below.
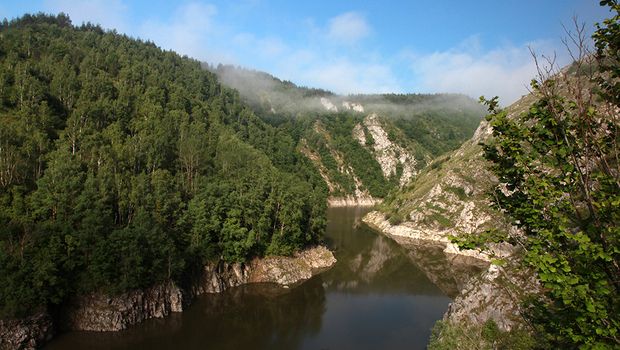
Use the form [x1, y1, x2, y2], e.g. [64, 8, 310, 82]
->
[374, 93, 536, 244]
[2, 246, 336, 347]
[192, 245, 337, 295]
[353, 113, 418, 187]
[302, 115, 423, 205]
[60, 281, 184, 332]
[443, 261, 539, 331]
[366, 93, 539, 333]
[0, 312, 54, 350]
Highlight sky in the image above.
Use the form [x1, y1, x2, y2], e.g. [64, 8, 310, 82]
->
[0, 1, 613, 104]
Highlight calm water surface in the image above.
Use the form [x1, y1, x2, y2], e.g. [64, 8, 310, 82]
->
[46, 207, 482, 350]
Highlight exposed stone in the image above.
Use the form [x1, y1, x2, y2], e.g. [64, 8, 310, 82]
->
[363, 208, 530, 332]
[342, 101, 364, 112]
[308, 120, 377, 200]
[250, 245, 337, 286]
[320, 97, 338, 112]
[58, 246, 336, 334]
[60, 281, 184, 332]
[192, 261, 251, 295]
[361, 114, 417, 186]
[0, 312, 54, 350]
[362, 210, 508, 262]
[443, 260, 540, 332]
[328, 196, 382, 207]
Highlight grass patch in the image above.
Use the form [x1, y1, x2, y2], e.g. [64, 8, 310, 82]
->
[445, 186, 468, 200]
[387, 212, 405, 225]
[425, 203, 447, 213]
[428, 320, 535, 350]
[426, 212, 453, 228]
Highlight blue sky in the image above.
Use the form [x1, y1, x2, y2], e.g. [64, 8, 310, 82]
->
[0, 1, 612, 103]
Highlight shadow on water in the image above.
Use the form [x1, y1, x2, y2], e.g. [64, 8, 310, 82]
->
[46, 279, 326, 350]
[45, 206, 484, 350]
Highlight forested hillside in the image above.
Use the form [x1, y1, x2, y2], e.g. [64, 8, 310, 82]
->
[213, 65, 485, 199]
[0, 14, 327, 318]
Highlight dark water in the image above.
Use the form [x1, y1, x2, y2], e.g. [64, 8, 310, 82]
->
[45, 207, 483, 350]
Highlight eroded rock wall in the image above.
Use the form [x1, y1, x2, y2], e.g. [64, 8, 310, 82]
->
[60, 281, 183, 332]
[0, 312, 54, 350]
[2, 246, 336, 347]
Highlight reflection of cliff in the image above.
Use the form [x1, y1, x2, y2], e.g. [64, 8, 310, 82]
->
[390, 237, 487, 298]
[357, 235, 399, 283]
[46, 279, 327, 350]
[324, 228, 404, 292]
[325, 209, 463, 296]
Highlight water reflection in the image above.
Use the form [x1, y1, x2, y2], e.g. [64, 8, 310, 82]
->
[396, 239, 488, 298]
[47, 279, 326, 350]
[46, 206, 483, 350]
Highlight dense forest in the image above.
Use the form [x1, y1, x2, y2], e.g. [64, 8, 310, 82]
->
[0, 14, 328, 318]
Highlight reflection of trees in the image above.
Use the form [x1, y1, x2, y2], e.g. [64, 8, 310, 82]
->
[182, 277, 326, 349]
[46, 279, 326, 350]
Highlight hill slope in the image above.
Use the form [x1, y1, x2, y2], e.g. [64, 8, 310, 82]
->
[0, 14, 326, 318]
[212, 65, 486, 201]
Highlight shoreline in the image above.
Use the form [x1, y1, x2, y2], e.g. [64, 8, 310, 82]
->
[1, 245, 337, 349]
[362, 210, 493, 262]
[327, 196, 382, 207]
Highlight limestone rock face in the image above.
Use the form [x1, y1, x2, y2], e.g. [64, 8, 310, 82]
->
[364, 208, 529, 332]
[192, 262, 252, 294]
[363, 210, 515, 262]
[363, 94, 541, 334]
[327, 196, 382, 207]
[443, 262, 539, 331]
[342, 101, 364, 113]
[320, 97, 338, 112]
[3, 246, 336, 347]
[250, 245, 337, 286]
[358, 114, 417, 186]
[192, 245, 337, 293]
[60, 281, 184, 332]
[0, 312, 54, 350]
[59, 246, 336, 333]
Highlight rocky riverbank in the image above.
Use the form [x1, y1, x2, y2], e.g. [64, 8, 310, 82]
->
[362, 210, 529, 332]
[59, 281, 184, 332]
[327, 196, 382, 207]
[442, 261, 538, 331]
[362, 210, 514, 262]
[0, 312, 54, 350]
[1, 246, 336, 349]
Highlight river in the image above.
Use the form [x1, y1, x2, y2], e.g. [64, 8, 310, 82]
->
[45, 206, 483, 350]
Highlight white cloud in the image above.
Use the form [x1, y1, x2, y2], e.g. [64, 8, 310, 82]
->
[327, 12, 370, 44]
[283, 58, 401, 94]
[43, 0, 129, 32]
[44, 2, 562, 100]
[233, 33, 287, 58]
[137, 3, 240, 64]
[407, 37, 566, 104]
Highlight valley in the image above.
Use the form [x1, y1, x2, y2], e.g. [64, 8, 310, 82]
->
[1, 2, 619, 349]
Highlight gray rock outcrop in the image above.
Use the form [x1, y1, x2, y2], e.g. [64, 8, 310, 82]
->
[1, 246, 336, 347]
[60, 281, 183, 332]
[0, 312, 54, 350]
